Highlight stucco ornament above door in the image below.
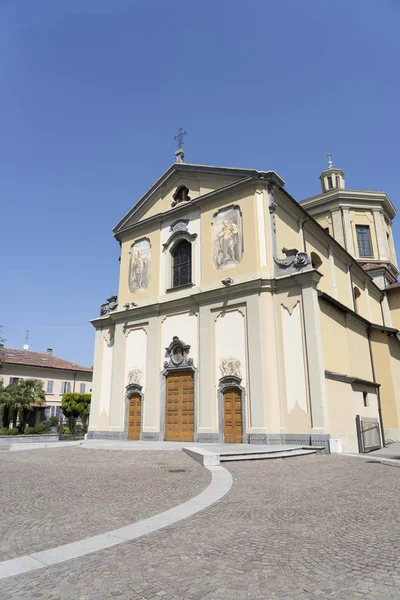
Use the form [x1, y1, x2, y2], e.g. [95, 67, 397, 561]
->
[127, 369, 143, 386]
[213, 206, 243, 270]
[164, 336, 193, 370]
[129, 238, 151, 293]
[220, 357, 241, 379]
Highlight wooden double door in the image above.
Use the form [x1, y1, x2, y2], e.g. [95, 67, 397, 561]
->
[165, 370, 194, 442]
[223, 387, 243, 443]
[127, 393, 141, 440]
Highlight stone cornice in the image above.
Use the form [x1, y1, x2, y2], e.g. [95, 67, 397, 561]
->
[114, 166, 284, 239]
[300, 189, 396, 220]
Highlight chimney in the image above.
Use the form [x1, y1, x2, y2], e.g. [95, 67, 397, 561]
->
[47, 348, 53, 356]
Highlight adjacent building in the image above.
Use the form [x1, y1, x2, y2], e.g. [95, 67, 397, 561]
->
[0, 348, 92, 420]
[87, 150, 400, 453]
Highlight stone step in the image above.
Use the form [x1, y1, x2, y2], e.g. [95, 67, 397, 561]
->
[219, 449, 317, 462]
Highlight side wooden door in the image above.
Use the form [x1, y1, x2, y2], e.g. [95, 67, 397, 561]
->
[127, 393, 141, 440]
[223, 387, 242, 443]
[165, 371, 194, 442]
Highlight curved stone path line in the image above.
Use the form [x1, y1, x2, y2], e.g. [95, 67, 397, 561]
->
[0, 465, 233, 581]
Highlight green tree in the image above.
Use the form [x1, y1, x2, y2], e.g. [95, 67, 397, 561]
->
[61, 393, 91, 436]
[0, 379, 45, 433]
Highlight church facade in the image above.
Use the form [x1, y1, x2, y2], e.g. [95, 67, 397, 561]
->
[88, 151, 400, 453]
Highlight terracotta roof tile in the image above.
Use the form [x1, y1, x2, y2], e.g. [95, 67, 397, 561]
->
[385, 281, 400, 291]
[362, 262, 386, 271]
[0, 348, 92, 373]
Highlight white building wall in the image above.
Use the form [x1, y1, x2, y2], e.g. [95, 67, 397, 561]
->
[124, 328, 147, 391]
[215, 310, 247, 388]
[161, 312, 198, 368]
[98, 339, 113, 425]
[281, 302, 308, 414]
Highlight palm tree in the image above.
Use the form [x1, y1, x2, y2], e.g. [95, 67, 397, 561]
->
[0, 379, 45, 433]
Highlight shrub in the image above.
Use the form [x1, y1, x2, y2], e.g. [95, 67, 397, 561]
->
[5, 428, 19, 436]
[49, 416, 59, 427]
[23, 424, 48, 435]
[62, 426, 71, 435]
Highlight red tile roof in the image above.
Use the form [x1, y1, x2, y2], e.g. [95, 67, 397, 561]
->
[385, 281, 400, 291]
[1, 348, 92, 374]
[362, 262, 386, 271]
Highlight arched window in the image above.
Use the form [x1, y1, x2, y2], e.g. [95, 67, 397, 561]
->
[172, 240, 192, 288]
[171, 186, 191, 207]
[311, 252, 322, 270]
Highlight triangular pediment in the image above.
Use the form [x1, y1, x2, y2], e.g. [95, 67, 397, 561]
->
[113, 163, 259, 236]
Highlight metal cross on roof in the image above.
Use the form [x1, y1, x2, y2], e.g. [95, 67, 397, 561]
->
[327, 152, 333, 169]
[174, 128, 187, 149]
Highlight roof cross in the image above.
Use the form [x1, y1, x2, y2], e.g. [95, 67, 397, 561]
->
[174, 128, 187, 149]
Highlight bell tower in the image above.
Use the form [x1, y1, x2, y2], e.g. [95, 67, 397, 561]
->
[300, 155, 399, 289]
[319, 154, 345, 193]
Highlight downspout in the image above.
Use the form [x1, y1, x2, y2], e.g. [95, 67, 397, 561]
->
[348, 263, 356, 311]
[367, 327, 385, 448]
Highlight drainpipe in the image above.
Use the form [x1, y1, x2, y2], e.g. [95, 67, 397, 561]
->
[367, 327, 386, 448]
[73, 372, 77, 393]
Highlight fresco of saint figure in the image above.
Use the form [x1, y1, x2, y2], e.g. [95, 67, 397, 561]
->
[129, 239, 151, 292]
[213, 207, 242, 269]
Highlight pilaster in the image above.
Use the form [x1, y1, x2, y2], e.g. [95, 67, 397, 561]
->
[331, 209, 344, 247]
[246, 294, 267, 432]
[109, 322, 126, 432]
[328, 246, 338, 299]
[301, 272, 329, 434]
[87, 328, 103, 431]
[342, 207, 354, 255]
[373, 209, 389, 261]
[143, 316, 160, 433]
[198, 305, 214, 431]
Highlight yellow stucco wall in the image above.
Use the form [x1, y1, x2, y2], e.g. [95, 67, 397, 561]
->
[326, 378, 379, 453]
[319, 299, 373, 380]
[334, 255, 352, 307]
[320, 300, 351, 375]
[275, 289, 311, 435]
[118, 223, 161, 305]
[370, 329, 399, 430]
[369, 287, 383, 325]
[200, 187, 259, 286]
[304, 229, 332, 295]
[314, 212, 333, 236]
[134, 172, 242, 223]
[275, 201, 302, 259]
[346, 315, 373, 381]
[388, 290, 400, 329]
[351, 273, 369, 321]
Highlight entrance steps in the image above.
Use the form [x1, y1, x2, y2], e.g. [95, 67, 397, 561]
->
[219, 448, 317, 462]
[183, 444, 322, 466]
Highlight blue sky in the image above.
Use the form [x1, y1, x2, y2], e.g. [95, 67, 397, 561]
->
[1, 0, 400, 367]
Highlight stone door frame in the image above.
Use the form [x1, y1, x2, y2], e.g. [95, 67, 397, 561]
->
[124, 383, 144, 440]
[218, 375, 247, 443]
[160, 336, 198, 442]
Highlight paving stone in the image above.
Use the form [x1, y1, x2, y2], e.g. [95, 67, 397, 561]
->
[1, 454, 400, 598]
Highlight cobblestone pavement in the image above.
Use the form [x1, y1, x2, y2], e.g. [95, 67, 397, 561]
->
[0, 448, 210, 561]
[2, 454, 400, 599]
